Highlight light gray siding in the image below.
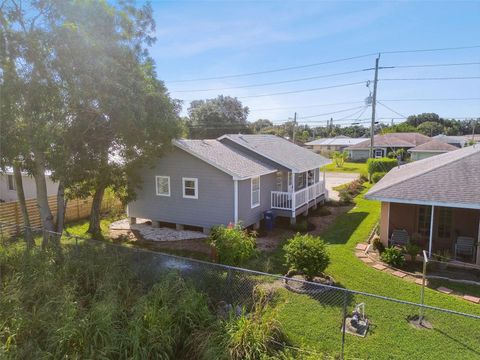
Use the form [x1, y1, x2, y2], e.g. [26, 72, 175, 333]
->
[410, 151, 445, 161]
[238, 172, 277, 227]
[348, 149, 370, 161]
[128, 148, 235, 228]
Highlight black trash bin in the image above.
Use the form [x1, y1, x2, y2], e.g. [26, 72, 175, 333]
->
[264, 210, 275, 231]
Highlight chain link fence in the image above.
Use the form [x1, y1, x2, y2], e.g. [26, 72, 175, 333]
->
[1, 221, 480, 359]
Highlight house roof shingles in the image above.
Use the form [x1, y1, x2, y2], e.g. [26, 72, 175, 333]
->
[220, 134, 331, 173]
[408, 139, 459, 152]
[173, 139, 276, 180]
[305, 137, 366, 146]
[365, 145, 480, 209]
[346, 132, 431, 150]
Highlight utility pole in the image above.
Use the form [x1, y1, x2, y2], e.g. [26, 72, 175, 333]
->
[472, 119, 476, 143]
[292, 112, 297, 144]
[370, 54, 380, 158]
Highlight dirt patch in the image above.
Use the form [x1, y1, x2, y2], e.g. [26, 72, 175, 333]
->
[308, 204, 354, 236]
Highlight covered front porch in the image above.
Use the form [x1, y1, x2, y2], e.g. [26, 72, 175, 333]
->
[270, 168, 326, 219]
[380, 202, 480, 265]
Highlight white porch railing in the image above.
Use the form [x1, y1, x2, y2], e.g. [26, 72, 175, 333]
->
[271, 181, 324, 210]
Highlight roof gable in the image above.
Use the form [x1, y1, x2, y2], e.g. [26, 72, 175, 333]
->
[219, 134, 331, 173]
[173, 139, 276, 180]
[408, 139, 458, 152]
[366, 145, 480, 208]
[346, 133, 431, 150]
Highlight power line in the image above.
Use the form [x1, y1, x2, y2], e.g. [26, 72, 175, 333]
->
[376, 101, 408, 119]
[295, 106, 366, 120]
[171, 69, 372, 93]
[379, 97, 480, 102]
[166, 53, 377, 83]
[248, 100, 365, 112]
[387, 61, 480, 69]
[167, 45, 480, 83]
[381, 76, 480, 81]
[237, 81, 367, 99]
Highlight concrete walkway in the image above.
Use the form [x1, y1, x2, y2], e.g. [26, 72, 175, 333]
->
[325, 172, 359, 201]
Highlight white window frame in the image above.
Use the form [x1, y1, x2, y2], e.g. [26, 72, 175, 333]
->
[182, 177, 198, 199]
[276, 172, 283, 191]
[155, 176, 170, 197]
[251, 176, 260, 208]
[7, 175, 16, 191]
[374, 149, 384, 158]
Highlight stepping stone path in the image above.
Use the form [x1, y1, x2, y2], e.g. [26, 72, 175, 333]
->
[392, 271, 407, 278]
[373, 264, 386, 271]
[463, 295, 480, 304]
[437, 287, 453, 295]
[356, 252, 367, 258]
[355, 243, 367, 251]
[415, 278, 428, 286]
[360, 257, 373, 263]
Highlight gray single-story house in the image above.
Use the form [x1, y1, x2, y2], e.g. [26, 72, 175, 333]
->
[407, 139, 458, 161]
[345, 132, 431, 161]
[366, 145, 480, 265]
[432, 134, 466, 148]
[127, 134, 331, 232]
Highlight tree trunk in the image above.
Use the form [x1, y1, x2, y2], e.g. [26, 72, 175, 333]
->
[55, 182, 67, 234]
[32, 149, 55, 247]
[13, 164, 35, 248]
[87, 182, 106, 238]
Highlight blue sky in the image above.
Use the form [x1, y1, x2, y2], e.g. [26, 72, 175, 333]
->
[147, 0, 480, 126]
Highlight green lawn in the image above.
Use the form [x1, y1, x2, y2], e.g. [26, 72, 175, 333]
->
[322, 161, 367, 174]
[258, 186, 480, 359]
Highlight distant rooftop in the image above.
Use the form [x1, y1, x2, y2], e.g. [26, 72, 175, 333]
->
[346, 133, 431, 150]
[305, 136, 365, 147]
[408, 139, 458, 152]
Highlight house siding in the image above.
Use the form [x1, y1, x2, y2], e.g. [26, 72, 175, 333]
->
[410, 151, 445, 161]
[0, 174, 58, 202]
[348, 149, 370, 161]
[238, 172, 277, 226]
[128, 148, 234, 228]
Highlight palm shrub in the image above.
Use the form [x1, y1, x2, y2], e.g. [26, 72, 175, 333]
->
[332, 150, 348, 168]
[210, 224, 256, 266]
[283, 233, 330, 281]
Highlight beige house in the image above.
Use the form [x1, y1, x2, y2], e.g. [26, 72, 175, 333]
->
[366, 145, 480, 265]
[305, 136, 365, 155]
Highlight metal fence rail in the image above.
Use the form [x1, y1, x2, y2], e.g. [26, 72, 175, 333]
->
[1, 221, 480, 360]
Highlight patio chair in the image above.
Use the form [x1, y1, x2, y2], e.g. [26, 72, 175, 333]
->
[454, 236, 475, 262]
[390, 229, 410, 247]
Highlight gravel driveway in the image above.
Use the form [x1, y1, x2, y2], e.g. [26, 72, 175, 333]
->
[325, 172, 359, 201]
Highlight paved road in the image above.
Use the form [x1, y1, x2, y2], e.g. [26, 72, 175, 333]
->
[325, 172, 359, 201]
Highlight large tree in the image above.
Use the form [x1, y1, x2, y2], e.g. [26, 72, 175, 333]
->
[0, 0, 181, 239]
[187, 95, 250, 138]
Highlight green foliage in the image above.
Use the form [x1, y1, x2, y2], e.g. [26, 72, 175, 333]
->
[405, 243, 421, 259]
[417, 121, 444, 137]
[210, 224, 256, 266]
[332, 151, 349, 168]
[336, 179, 365, 203]
[366, 157, 398, 177]
[380, 247, 406, 268]
[283, 233, 330, 281]
[219, 290, 286, 360]
[371, 172, 386, 183]
[372, 237, 385, 253]
[187, 95, 250, 139]
[0, 244, 215, 359]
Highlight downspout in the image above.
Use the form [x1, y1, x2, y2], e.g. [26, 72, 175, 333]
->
[234, 180, 238, 224]
[428, 205, 435, 257]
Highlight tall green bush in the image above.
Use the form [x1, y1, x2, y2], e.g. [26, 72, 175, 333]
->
[283, 233, 330, 281]
[367, 157, 398, 179]
[210, 224, 256, 266]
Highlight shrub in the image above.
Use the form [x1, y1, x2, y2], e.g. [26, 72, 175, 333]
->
[332, 151, 349, 168]
[367, 157, 398, 180]
[372, 237, 385, 254]
[210, 224, 256, 266]
[371, 172, 386, 183]
[405, 243, 421, 260]
[381, 247, 406, 268]
[283, 233, 330, 281]
[339, 190, 353, 204]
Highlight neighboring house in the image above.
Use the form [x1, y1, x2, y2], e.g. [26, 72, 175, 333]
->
[432, 134, 466, 148]
[305, 136, 365, 155]
[365, 145, 480, 265]
[127, 134, 331, 231]
[407, 139, 458, 161]
[464, 134, 480, 144]
[345, 132, 431, 161]
[0, 169, 58, 203]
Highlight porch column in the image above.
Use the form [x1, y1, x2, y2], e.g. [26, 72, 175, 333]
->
[291, 173, 296, 218]
[428, 205, 435, 257]
[233, 180, 238, 224]
[477, 218, 480, 265]
[323, 166, 326, 193]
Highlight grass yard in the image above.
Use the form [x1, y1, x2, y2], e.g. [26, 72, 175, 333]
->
[322, 161, 367, 174]
[253, 185, 480, 359]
